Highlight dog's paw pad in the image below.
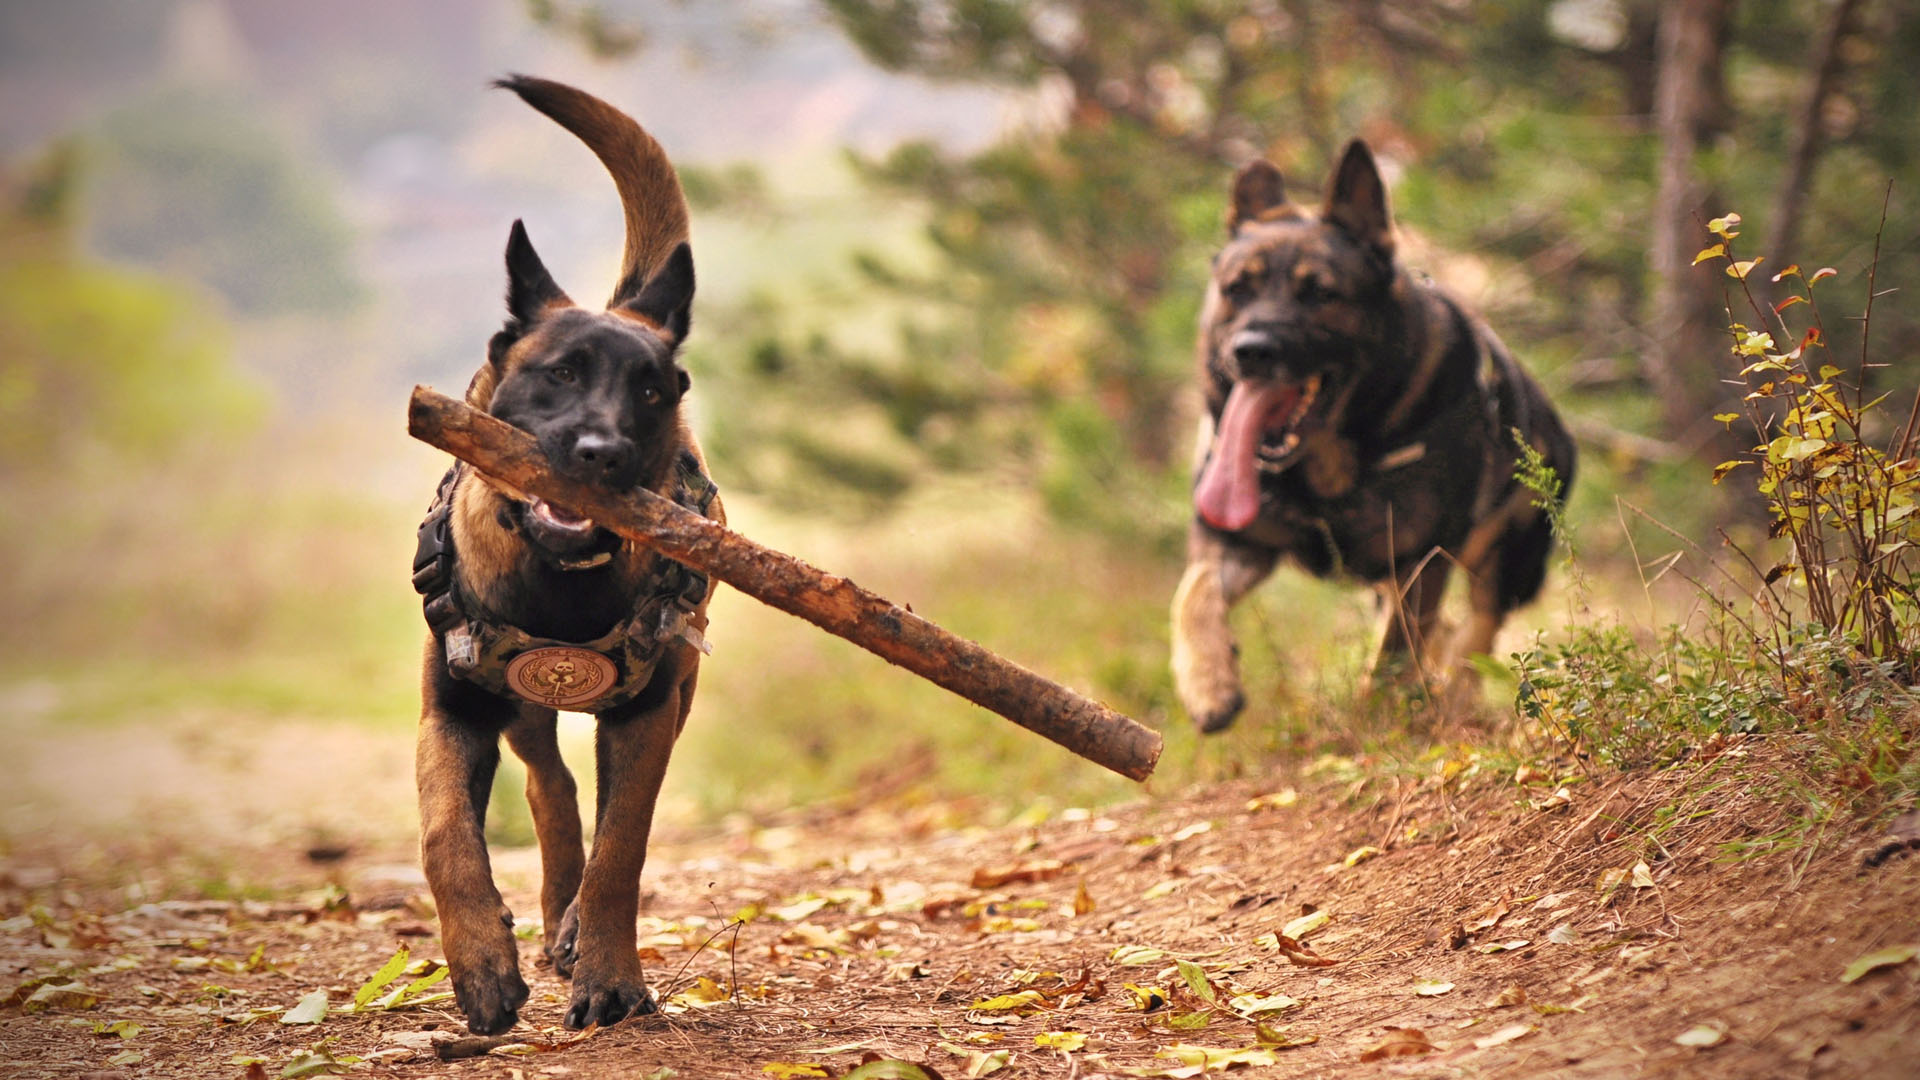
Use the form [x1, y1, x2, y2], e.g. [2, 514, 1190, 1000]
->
[563, 983, 654, 1030]
[548, 904, 581, 979]
[452, 965, 528, 1036]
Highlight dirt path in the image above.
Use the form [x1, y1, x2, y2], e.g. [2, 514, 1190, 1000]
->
[3, 723, 1918, 1079]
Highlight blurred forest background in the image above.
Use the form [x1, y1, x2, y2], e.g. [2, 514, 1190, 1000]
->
[1, 0, 1916, 866]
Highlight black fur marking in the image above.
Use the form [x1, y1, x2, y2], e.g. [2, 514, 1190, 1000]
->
[614, 241, 696, 341]
[504, 219, 570, 326]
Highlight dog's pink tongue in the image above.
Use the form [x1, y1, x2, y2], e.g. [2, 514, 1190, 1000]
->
[1194, 380, 1296, 532]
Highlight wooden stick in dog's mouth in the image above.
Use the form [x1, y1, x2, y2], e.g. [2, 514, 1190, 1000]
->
[407, 385, 1164, 782]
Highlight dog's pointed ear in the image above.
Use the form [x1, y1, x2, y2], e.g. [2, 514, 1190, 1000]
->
[614, 241, 695, 341]
[1323, 140, 1394, 254]
[504, 219, 571, 324]
[1228, 159, 1286, 232]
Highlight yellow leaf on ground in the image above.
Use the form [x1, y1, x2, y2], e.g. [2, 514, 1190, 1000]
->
[1343, 846, 1385, 867]
[1840, 944, 1919, 983]
[1111, 945, 1168, 965]
[1280, 910, 1330, 939]
[1245, 790, 1300, 812]
[1156, 1044, 1279, 1068]
[968, 990, 1045, 1012]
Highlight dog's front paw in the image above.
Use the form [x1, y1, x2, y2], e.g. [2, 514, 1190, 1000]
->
[563, 962, 656, 1030]
[446, 936, 528, 1036]
[547, 900, 580, 978]
[1190, 688, 1246, 734]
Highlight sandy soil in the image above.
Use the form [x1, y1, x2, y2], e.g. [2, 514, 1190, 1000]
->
[2, 720, 1917, 1079]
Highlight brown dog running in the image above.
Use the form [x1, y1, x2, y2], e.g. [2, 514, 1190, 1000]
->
[410, 76, 720, 1034]
[1170, 140, 1575, 732]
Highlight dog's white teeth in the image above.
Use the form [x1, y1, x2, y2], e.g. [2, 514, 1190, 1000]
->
[532, 499, 593, 532]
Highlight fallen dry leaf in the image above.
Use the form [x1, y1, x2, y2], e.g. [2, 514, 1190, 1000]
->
[968, 990, 1046, 1012]
[1273, 934, 1338, 968]
[1280, 909, 1331, 940]
[1110, 945, 1169, 966]
[1673, 1024, 1727, 1048]
[1465, 890, 1513, 933]
[1359, 1027, 1438, 1062]
[761, 1065, 831, 1079]
[1412, 978, 1454, 997]
[1488, 984, 1528, 1008]
[1531, 786, 1574, 811]
[1473, 1022, 1534, 1050]
[1839, 943, 1919, 983]
[1342, 846, 1385, 867]
[1155, 1044, 1278, 1068]
[1630, 861, 1657, 889]
[971, 860, 1065, 890]
[1596, 868, 1630, 902]
[20, 982, 99, 1012]
[1035, 1031, 1088, 1052]
[1246, 790, 1300, 812]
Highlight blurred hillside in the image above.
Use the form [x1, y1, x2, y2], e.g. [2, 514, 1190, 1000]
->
[0, 0, 1006, 406]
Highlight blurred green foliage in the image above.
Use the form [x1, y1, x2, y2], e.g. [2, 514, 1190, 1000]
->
[0, 152, 420, 729]
[85, 88, 364, 317]
[0, 147, 259, 469]
[686, 0, 1919, 548]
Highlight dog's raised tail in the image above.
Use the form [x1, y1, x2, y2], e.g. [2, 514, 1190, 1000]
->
[495, 74, 688, 308]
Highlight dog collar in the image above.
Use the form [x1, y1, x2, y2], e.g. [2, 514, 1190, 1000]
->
[410, 452, 718, 712]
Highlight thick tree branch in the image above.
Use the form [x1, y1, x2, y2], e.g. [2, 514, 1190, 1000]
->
[407, 387, 1164, 782]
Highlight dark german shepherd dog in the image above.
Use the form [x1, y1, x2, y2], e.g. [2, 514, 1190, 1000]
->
[1170, 140, 1575, 733]
[410, 77, 718, 1034]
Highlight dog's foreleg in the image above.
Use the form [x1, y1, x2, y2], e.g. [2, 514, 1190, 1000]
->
[559, 668, 691, 1030]
[417, 669, 528, 1036]
[1171, 526, 1276, 733]
[502, 707, 584, 974]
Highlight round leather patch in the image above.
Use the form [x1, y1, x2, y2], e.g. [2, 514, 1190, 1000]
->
[505, 647, 617, 708]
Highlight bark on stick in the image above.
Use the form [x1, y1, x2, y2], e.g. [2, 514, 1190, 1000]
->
[408, 386, 1163, 781]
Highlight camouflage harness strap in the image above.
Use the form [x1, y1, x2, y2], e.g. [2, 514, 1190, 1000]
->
[410, 451, 718, 713]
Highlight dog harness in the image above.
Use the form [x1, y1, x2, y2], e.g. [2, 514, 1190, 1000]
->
[411, 451, 718, 712]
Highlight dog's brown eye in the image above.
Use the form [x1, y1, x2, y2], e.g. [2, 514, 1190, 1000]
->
[1297, 277, 1335, 305]
[641, 386, 661, 405]
[1224, 275, 1258, 304]
[549, 364, 576, 384]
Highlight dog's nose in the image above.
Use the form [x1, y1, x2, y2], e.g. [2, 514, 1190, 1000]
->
[1229, 330, 1282, 375]
[569, 432, 635, 483]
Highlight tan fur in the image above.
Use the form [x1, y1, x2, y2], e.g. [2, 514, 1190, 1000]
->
[1170, 526, 1279, 733]
[503, 78, 690, 300]
[420, 78, 720, 1034]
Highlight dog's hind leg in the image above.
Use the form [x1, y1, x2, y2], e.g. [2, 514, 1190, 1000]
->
[503, 706, 585, 976]
[1458, 499, 1557, 672]
[1172, 525, 1278, 733]
[417, 658, 529, 1035]
[560, 657, 697, 1030]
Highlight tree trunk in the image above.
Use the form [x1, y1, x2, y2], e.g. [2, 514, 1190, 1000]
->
[1765, 0, 1866, 284]
[1646, 0, 1737, 455]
